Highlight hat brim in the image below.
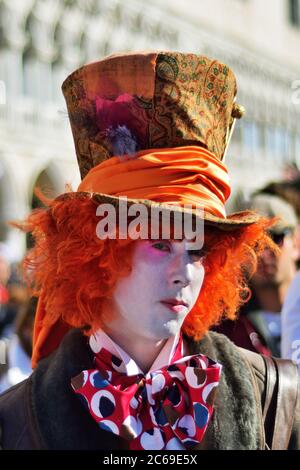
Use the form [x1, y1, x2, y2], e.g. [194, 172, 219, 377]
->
[55, 191, 260, 231]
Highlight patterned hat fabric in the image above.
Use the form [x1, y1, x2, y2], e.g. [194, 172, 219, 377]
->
[59, 51, 258, 229]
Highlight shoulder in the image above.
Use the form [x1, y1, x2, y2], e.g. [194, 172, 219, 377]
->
[237, 347, 266, 392]
[185, 331, 265, 448]
[188, 329, 264, 368]
[197, 331, 265, 401]
[0, 377, 29, 416]
[200, 331, 300, 449]
[0, 377, 35, 449]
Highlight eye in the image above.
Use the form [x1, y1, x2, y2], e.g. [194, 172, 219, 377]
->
[187, 248, 207, 262]
[152, 241, 171, 252]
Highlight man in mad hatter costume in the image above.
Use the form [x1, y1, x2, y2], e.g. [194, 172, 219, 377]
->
[0, 51, 299, 450]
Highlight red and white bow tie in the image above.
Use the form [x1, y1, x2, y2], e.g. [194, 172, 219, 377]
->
[71, 336, 222, 450]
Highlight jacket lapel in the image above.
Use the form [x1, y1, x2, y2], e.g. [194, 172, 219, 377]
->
[186, 332, 263, 449]
[31, 329, 128, 449]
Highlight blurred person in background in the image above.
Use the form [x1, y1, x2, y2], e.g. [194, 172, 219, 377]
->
[0, 257, 29, 340]
[0, 244, 11, 337]
[215, 193, 299, 357]
[0, 296, 36, 393]
[4, 262, 31, 338]
[281, 270, 300, 373]
[256, 177, 300, 268]
[266, 176, 300, 370]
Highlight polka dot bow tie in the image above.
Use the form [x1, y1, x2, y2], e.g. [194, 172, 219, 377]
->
[71, 337, 222, 450]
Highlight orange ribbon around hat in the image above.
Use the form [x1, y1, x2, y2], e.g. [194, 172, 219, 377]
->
[78, 145, 231, 218]
[32, 145, 231, 367]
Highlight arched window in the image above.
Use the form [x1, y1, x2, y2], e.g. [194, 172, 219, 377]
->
[26, 170, 57, 249]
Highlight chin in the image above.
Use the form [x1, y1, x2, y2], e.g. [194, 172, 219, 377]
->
[163, 319, 183, 337]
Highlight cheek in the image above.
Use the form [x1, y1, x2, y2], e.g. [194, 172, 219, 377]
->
[113, 267, 148, 310]
[190, 265, 205, 299]
[113, 276, 135, 306]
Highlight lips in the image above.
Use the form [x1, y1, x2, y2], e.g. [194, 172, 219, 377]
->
[160, 298, 188, 307]
[160, 298, 188, 314]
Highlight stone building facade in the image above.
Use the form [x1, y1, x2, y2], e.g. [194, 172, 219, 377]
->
[0, 0, 300, 259]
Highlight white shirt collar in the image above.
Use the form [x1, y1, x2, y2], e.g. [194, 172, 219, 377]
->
[89, 329, 181, 376]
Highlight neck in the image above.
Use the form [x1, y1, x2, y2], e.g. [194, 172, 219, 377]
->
[101, 325, 168, 373]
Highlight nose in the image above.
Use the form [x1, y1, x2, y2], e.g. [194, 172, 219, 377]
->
[168, 252, 192, 287]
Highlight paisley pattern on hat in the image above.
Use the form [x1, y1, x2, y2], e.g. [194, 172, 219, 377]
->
[62, 51, 236, 178]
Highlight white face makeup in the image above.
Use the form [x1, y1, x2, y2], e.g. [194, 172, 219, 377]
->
[103, 239, 206, 343]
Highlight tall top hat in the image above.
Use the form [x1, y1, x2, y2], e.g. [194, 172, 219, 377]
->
[60, 50, 258, 229]
[32, 51, 262, 368]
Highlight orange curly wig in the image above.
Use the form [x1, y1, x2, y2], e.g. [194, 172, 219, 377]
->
[14, 189, 277, 352]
